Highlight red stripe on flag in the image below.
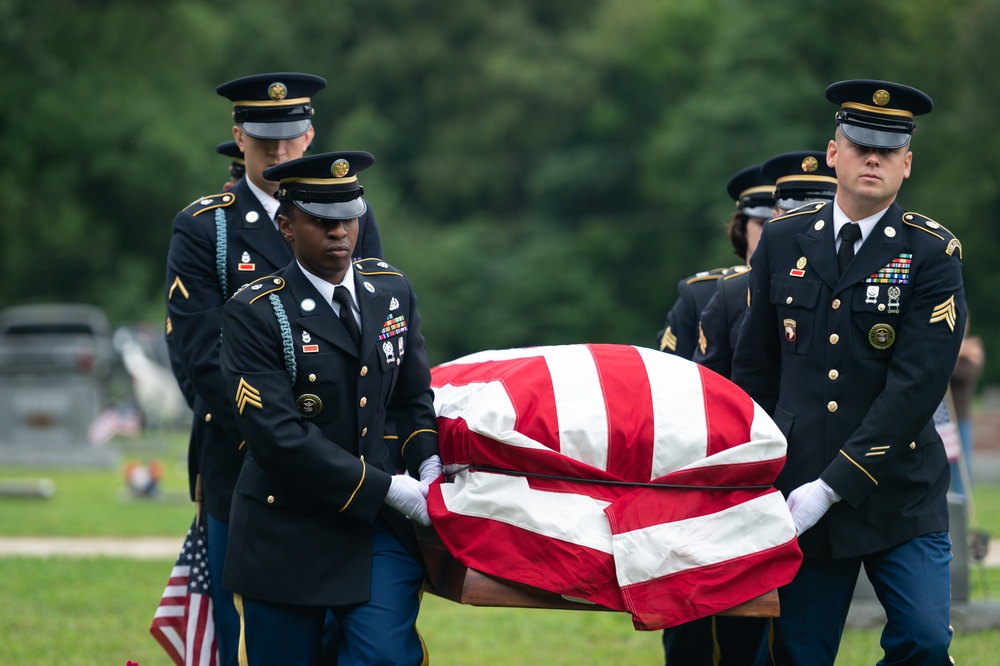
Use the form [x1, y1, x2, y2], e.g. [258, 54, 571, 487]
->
[590, 345, 654, 480]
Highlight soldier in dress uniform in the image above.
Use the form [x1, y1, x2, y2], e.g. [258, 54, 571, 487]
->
[660, 163, 775, 666]
[732, 80, 966, 665]
[216, 140, 245, 190]
[694, 152, 837, 379]
[655, 164, 774, 358]
[164, 72, 384, 666]
[219, 151, 440, 666]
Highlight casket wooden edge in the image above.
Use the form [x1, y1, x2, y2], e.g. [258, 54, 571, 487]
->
[416, 525, 780, 617]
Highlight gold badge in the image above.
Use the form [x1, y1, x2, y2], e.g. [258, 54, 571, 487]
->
[796, 257, 807, 270]
[268, 82, 287, 100]
[801, 156, 819, 173]
[868, 323, 896, 349]
[873, 89, 890, 106]
[332, 159, 350, 178]
[296, 393, 323, 418]
[783, 318, 797, 342]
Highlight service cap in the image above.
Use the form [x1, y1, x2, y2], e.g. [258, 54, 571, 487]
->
[761, 151, 837, 211]
[264, 151, 374, 220]
[726, 164, 775, 218]
[215, 140, 245, 181]
[216, 72, 327, 140]
[826, 79, 933, 149]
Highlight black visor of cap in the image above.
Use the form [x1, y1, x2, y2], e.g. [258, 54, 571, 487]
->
[239, 118, 312, 140]
[836, 109, 916, 150]
[294, 198, 367, 221]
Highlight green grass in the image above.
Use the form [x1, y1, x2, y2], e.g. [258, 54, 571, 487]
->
[0, 557, 997, 665]
[1, 434, 999, 664]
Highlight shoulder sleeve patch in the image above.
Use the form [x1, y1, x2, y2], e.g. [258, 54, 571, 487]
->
[233, 276, 285, 303]
[902, 212, 962, 259]
[353, 258, 403, 277]
[184, 191, 237, 217]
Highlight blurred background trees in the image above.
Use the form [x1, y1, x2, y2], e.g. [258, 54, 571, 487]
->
[1, 0, 998, 380]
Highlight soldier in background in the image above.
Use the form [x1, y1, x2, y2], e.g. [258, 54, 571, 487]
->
[216, 140, 245, 190]
[694, 151, 837, 379]
[655, 164, 773, 359]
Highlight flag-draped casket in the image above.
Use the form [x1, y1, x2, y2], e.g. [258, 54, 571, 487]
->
[426, 344, 802, 630]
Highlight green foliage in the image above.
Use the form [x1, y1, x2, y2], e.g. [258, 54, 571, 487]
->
[1, 0, 999, 384]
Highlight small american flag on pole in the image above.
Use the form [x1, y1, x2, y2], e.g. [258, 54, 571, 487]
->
[150, 516, 218, 666]
[427, 344, 801, 630]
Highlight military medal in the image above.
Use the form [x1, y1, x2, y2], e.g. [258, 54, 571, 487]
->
[382, 340, 396, 365]
[239, 251, 255, 271]
[868, 323, 895, 349]
[866, 286, 879, 304]
[887, 286, 901, 314]
[790, 257, 807, 278]
[296, 393, 323, 417]
[379, 314, 407, 340]
[302, 330, 318, 353]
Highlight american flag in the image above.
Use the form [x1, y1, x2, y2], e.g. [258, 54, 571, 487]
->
[150, 516, 218, 666]
[427, 344, 802, 630]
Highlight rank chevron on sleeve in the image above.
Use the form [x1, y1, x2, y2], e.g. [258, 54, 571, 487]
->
[930, 295, 957, 332]
[236, 378, 263, 414]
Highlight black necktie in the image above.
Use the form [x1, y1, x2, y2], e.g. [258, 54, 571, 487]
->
[333, 286, 361, 350]
[838, 223, 862, 274]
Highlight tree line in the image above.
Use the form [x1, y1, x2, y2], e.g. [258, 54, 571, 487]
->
[2, 0, 998, 385]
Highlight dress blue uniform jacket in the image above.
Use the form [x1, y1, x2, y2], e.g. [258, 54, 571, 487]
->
[656, 267, 729, 357]
[165, 176, 383, 521]
[731, 200, 966, 559]
[218, 259, 438, 607]
[692, 266, 750, 379]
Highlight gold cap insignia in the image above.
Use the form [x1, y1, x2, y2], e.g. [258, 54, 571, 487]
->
[801, 156, 819, 173]
[332, 159, 350, 178]
[268, 82, 288, 101]
[873, 89, 890, 106]
[868, 323, 896, 349]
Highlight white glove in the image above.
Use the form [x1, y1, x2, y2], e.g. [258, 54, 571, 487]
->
[419, 455, 443, 485]
[385, 474, 431, 526]
[786, 479, 841, 535]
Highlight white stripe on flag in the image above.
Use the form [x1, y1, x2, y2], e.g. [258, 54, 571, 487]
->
[638, 347, 710, 478]
[612, 492, 796, 586]
[546, 345, 609, 469]
[433, 382, 550, 452]
[440, 470, 614, 553]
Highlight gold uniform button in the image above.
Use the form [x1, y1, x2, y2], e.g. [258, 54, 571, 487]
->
[910, 442, 916, 450]
[308, 373, 317, 382]
[361, 427, 368, 437]
[267, 495, 275, 504]
[360, 397, 367, 408]
[786, 296, 793, 305]
[828, 369, 839, 380]
[832, 299, 841, 310]
[829, 334, 840, 344]
[827, 401, 838, 412]
[360, 366, 368, 377]
[204, 413, 212, 422]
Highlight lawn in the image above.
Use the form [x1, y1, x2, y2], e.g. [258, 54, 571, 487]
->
[1, 432, 999, 664]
